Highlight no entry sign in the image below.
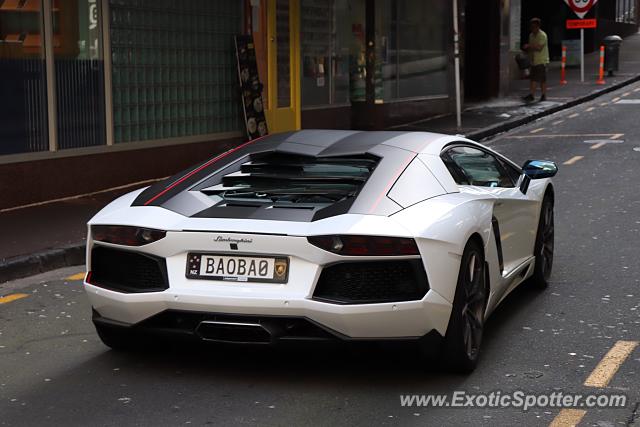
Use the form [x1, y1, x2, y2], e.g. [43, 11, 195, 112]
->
[563, 0, 599, 19]
[562, 0, 599, 83]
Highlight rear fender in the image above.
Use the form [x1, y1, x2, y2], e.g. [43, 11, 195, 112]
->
[391, 193, 495, 304]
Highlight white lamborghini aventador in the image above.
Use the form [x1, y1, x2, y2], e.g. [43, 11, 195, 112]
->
[84, 130, 557, 372]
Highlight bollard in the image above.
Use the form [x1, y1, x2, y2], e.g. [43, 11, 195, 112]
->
[560, 46, 568, 85]
[596, 45, 606, 85]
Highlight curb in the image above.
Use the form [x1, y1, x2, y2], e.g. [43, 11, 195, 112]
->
[0, 243, 85, 284]
[465, 74, 640, 141]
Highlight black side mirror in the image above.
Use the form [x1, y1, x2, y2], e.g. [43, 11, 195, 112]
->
[522, 160, 558, 179]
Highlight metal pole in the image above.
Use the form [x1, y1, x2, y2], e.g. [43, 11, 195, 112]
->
[102, 0, 114, 146]
[580, 28, 585, 83]
[453, 0, 462, 129]
[43, 0, 58, 152]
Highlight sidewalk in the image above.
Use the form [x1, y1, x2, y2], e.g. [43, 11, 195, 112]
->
[0, 187, 136, 283]
[3, 33, 640, 284]
[394, 32, 640, 140]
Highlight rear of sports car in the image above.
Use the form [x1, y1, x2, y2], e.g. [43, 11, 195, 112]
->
[84, 132, 456, 349]
[85, 224, 453, 344]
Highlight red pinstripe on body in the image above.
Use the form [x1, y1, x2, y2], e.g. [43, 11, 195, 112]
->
[143, 136, 266, 206]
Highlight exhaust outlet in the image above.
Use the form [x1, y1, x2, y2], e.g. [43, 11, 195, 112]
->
[196, 320, 272, 344]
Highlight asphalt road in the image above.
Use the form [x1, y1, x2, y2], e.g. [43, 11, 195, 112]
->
[2, 83, 640, 426]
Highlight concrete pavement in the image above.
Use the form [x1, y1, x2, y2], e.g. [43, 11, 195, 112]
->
[0, 183, 157, 283]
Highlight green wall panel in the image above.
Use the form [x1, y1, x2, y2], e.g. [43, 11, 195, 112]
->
[110, 0, 242, 143]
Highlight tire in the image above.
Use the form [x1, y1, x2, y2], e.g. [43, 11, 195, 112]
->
[441, 239, 488, 374]
[94, 322, 141, 351]
[529, 193, 554, 289]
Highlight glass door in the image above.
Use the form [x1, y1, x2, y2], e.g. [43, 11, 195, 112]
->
[265, 0, 300, 133]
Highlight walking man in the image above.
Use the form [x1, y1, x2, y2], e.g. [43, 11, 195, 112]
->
[523, 18, 549, 102]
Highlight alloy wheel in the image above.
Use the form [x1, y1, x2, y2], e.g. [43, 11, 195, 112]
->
[540, 202, 555, 281]
[461, 251, 486, 360]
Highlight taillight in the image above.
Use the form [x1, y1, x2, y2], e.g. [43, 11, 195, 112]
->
[307, 235, 419, 256]
[92, 225, 166, 246]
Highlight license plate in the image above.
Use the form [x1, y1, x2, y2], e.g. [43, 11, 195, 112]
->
[186, 253, 289, 283]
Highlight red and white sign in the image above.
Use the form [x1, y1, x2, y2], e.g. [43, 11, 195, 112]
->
[566, 18, 598, 29]
[563, 0, 599, 19]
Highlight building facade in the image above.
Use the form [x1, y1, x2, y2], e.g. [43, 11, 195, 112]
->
[0, 0, 456, 209]
[3, 0, 636, 209]
[1, 0, 246, 209]
[519, 0, 638, 60]
[460, 0, 639, 100]
[249, 0, 455, 131]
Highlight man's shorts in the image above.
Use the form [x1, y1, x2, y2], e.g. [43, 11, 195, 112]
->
[530, 64, 547, 83]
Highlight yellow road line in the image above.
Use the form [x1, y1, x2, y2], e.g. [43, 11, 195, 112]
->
[65, 272, 86, 281]
[568, 113, 579, 118]
[549, 409, 587, 427]
[501, 232, 516, 241]
[563, 156, 584, 165]
[552, 120, 565, 125]
[584, 340, 639, 388]
[0, 293, 29, 304]
[530, 128, 545, 134]
[621, 92, 631, 97]
[585, 107, 595, 112]
[609, 133, 624, 140]
[612, 97, 621, 102]
[599, 102, 609, 106]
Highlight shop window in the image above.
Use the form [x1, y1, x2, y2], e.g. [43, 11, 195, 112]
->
[300, 0, 362, 107]
[375, 0, 449, 101]
[54, 0, 106, 149]
[109, 0, 242, 143]
[0, 0, 49, 154]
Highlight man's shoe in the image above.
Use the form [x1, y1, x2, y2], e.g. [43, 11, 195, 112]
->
[523, 94, 534, 102]
[540, 95, 547, 102]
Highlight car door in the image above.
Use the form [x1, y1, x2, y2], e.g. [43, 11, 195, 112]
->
[441, 145, 539, 275]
